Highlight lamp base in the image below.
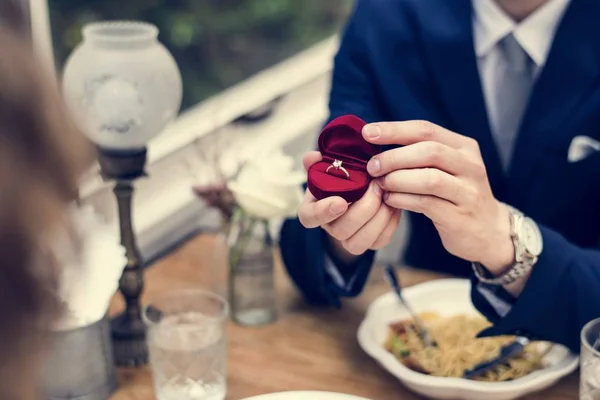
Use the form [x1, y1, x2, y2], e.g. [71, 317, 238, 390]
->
[96, 147, 150, 367]
[111, 312, 148, 367]
[97, 147, 147, 181]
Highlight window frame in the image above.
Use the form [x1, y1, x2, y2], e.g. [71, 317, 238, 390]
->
[33, 0, 339, 198]
[33, 0, 340, 258]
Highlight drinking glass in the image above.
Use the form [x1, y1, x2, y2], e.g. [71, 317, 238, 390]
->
[581, 318, 600, 400]
[143, 289, 228, 400]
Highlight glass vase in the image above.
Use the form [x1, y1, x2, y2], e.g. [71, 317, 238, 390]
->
[227, 213, 276, 326]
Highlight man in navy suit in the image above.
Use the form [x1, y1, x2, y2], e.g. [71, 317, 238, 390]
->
[280, 0, 600, 353]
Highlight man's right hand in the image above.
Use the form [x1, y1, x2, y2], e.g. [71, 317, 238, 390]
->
[297, 151, 401, 265]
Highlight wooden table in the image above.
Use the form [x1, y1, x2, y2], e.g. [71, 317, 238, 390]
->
[110, 234, 578, 400]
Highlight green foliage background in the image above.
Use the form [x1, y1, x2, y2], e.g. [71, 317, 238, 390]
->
[49, 0, 354, 110]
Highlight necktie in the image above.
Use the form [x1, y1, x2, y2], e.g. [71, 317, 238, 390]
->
[493, 34, 534, 170]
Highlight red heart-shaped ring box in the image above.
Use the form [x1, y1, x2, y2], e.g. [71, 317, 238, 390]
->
[307, 115, 382, 203]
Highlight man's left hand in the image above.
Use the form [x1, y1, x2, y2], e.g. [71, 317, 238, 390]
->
[363, 120, 514, 275]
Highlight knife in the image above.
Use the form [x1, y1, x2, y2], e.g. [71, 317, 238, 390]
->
[463, 336, 530, 379]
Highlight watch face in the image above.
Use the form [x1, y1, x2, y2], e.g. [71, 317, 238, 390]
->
[522, 217, 543, 256]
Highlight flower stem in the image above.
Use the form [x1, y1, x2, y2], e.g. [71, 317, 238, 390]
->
[229, 208, 257, 276]
[228, 210, 260, 312]
[229, 216, 256, 273]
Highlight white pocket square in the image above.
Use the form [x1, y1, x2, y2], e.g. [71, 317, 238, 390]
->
[568, 135, 600, 162]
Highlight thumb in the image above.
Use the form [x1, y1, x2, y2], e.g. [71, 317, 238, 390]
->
[303, 151, 323, 171]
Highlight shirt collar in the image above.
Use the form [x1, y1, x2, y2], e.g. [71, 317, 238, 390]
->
[472, 0, 571, 66]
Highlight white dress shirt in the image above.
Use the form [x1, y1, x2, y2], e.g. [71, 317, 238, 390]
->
[474, 0, 570, 147]
[325, 0, 571, 302]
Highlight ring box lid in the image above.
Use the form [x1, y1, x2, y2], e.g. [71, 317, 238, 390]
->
[318, 115, 381, 168]
[307, 115, 382, 203]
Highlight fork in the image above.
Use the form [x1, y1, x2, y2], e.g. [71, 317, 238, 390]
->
[463, 336, 530, 379]
[384, 265, 437, 347]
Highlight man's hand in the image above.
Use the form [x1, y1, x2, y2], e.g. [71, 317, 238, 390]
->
[362, 121, 514, 275]
[298, 151, 401, 265]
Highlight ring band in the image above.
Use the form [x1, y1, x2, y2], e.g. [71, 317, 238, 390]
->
[326, 159, 350, 179]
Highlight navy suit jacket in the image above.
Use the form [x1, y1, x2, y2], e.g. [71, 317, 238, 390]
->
[280, 0, 600, 353]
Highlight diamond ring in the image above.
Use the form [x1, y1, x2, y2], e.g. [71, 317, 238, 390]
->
[326, 159, 350, 178]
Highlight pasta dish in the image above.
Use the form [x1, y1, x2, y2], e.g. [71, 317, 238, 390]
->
[384, 313, 546, 381]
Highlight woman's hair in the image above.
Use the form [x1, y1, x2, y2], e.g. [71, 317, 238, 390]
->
[0, 0, 31, 38]
[0, 5, 90, 398]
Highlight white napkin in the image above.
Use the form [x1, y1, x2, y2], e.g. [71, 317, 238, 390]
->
[53, 204, 126, 331]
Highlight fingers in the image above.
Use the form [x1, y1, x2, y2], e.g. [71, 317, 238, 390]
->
[297, 190, 347, 228]
[323, 182, 382, 240]
[384, 192, 454, 222]
[371, 208, 402, 249]
[367, 141, 468, 178]
[303, 151, 323, 171]
[363, 120, 478, 151]
[341, 203, 394, 255]
[377, 168, 464, 205]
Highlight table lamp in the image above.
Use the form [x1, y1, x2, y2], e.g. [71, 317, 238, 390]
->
[62, 21, 182, 366]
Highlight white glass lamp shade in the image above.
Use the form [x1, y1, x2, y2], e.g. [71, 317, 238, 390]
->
[62, 21, 183, 151]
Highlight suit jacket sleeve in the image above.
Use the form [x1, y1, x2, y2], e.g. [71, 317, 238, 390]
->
[472, 225, 600, 353]
[279, 0, 385, 306]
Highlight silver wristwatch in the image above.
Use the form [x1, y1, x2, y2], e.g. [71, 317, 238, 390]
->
[472, 205, 543, 285]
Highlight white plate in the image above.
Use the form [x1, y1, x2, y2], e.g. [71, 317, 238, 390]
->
[357, 279, 579, 400]
[241, 392, 371, 400]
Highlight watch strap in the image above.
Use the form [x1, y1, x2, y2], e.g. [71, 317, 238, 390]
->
[471, 258, 535, 285]
[471, 205, 537, 286]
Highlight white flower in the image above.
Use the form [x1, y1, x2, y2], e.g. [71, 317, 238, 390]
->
[227, 148, 305, 220]
[54, 204, 126, 330]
